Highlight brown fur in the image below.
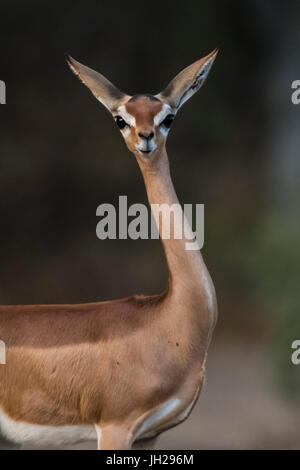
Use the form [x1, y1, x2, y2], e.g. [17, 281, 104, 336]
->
[0, 51, 218, 449]
[125, 96, 163, 126]
[0, 150, 217, 448]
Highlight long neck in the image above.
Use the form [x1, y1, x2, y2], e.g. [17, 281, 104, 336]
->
[138, 147, 212, 304]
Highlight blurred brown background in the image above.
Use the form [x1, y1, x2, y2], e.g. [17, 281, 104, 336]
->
[0, 0, 299, 449]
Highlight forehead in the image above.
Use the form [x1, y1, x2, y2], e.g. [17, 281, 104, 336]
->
[125, 95, 163, 124]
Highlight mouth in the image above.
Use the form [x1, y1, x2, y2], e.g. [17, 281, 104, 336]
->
[140, 149, 151, 154]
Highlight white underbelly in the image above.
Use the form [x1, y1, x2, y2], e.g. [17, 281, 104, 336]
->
[0, 408, 96, 447]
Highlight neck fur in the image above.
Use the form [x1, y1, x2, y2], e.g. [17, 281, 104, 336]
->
[137, 147, 214, 310]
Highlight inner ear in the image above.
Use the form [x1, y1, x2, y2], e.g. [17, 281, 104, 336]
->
[66, 55, 129, 112]
[156, 48, 218, 110]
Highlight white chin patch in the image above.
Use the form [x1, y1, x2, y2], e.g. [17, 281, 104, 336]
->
[136, 140, 157, 154]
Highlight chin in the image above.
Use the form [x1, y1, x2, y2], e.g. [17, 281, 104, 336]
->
[137, 145, 162, 157]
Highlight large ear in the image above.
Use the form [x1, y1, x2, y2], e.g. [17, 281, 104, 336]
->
[65, 55, 129, 112]
[156, 49, 218, 110]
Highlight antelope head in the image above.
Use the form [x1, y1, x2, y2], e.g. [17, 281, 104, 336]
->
[66, 49, 218, 159]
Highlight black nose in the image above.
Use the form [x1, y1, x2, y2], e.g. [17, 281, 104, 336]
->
[138, 131, 154, 140]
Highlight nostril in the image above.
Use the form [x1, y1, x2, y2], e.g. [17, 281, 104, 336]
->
[139, 131, 154, 140]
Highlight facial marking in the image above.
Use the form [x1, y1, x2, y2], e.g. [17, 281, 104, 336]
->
[122, 126, 131, 138]
[160, 126, 169, 138]
[124, 96, 163, 154]
[125, 96, 163, 126]
[116, 105, 136, 127]
[116, 96, 174, 155]
[154, 104, 173, 126]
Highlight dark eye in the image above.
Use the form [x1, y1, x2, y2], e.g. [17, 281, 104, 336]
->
[161, 114, 175, 128]
[115, 116, 128, 130]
